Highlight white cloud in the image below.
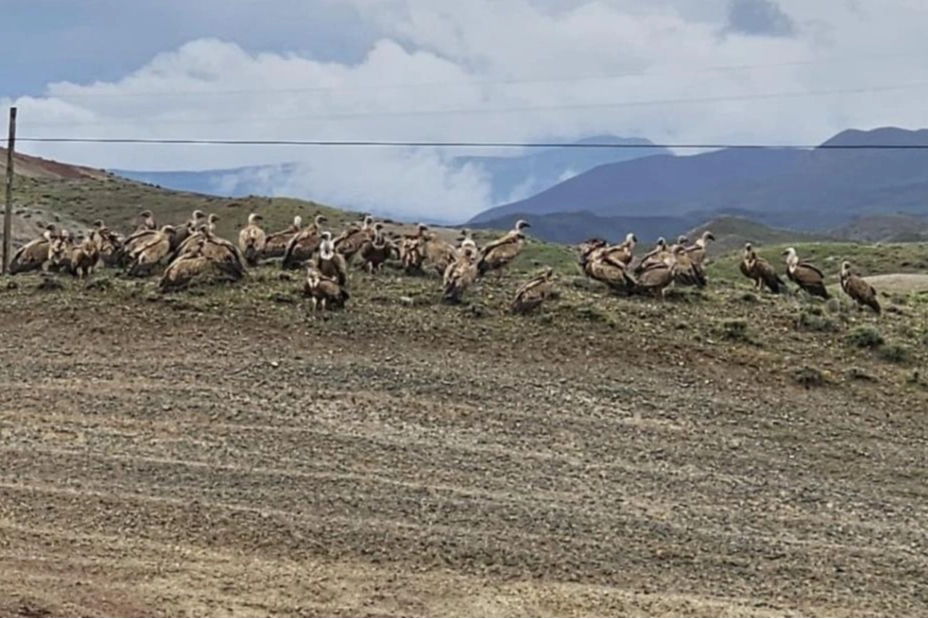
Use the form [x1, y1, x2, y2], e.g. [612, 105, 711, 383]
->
[7, 0, 928, 222]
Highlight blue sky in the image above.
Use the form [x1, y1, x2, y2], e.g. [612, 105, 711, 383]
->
[3, 0, 928, 220]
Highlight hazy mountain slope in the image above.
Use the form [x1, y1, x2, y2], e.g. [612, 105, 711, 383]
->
[469, 127, 928, 235]
[114, 135, 669, 206]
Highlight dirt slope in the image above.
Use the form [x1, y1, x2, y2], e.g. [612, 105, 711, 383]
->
[0, 264, 926, 616]
[0, 147, 109, 180]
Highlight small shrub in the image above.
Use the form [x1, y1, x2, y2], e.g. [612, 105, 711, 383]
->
[738, 292, 759, 304]
[795, 309, 839, 333]
[847, 367, 877, 382]
[793, 366, 827, 388]
[573, 305, 616, 327]
[878, 342, 912, 365]
[719, 319, 749, 342]
[825, 298, 848, 315]
[846, 326, 884, 349]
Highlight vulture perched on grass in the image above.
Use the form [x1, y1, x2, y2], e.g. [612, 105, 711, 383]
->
[633, 245, 682, 301]
[127, 225, 176, 277]
[783, 247, 829, 299]
[672, 244, 707, 288]
[685, 231, 715, 267]
[578, 239, 636, 294]
[160, 238, 212, 292]
[443, 245, 479, 303]
[47, 229, 76, 273]
[740, 242, 784, 293]
[263, 215, 302, 259]
[304, 266, 349, 311]
[359, 224, 394, 273]
[511, 267, 556, 314]
[9, 224, 57, 274]
[399, 223, 429, 274]
[633, 237, 669, 276]
[840, 261, 881, 314]
[477, 219, 530, 278]
[282, 214, 326, 269]
[423, 233, 459, 278]
[238, 213, 267, 267]
[69, 236, 100, 279]
[315, 231, 348, 287]
[334, 215, 375, 262]
[201, 228, 246, 281]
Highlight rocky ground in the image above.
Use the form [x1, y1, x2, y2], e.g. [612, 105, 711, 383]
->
[1, 263, 927, 617]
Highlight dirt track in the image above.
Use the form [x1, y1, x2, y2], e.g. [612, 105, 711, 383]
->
[1, 279, 928, 617]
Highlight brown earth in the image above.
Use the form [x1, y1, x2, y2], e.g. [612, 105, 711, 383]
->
[0, 264, 927, 617]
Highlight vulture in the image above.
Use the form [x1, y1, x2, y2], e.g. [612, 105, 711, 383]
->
[606, 232, 638, 266]
[98, 229, 126, 268]
[238, 213, 267, 266]
[127, 225, 176, 277]
[201, 228, 247, 281]
[443, 244, 479, 304]
[578, 239, 636, 293]
[633, 246, 682, 301]
[136, 210, 156, 232]
[685, 231, 716, 267]
[511, 267, 556, 315]
[633, 237, 669, 276]
[672, 244, 707, 288]
[160, 238, 212, 292]
[9, 224, 57, 274]
[423, 233, 459, 278]
[47, 229, 76, 273]
[477, 219, 530, 278]
[304, 266, 349, 311]
[282, 214, 327, 269]
[740, 243, 784, 293]
[840, 261, 881, 314]
[398, 223, 429, 274]
[174, 209, 205, 248]
[315, 231, 348, 287]
[263, 215, 302, 259]
[69, 236, 100, 279]
[334, 215, 375, 262]
[359, 224, 394, 273]
[783, 247, 829, 299]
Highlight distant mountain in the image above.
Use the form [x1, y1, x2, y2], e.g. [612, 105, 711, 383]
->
[114, 134, 669, 208]
[469, 126, 928, 241]
[453, 135, 670, 204]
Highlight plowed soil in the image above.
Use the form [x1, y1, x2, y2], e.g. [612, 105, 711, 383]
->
[1, 272, 927, 617]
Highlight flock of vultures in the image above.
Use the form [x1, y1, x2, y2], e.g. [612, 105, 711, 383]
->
[7, 209, 883, 315]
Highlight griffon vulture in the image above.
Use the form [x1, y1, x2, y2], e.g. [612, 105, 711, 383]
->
[282, 214, 326, 269]
[740, 243, 784, 293]
[443, 244, 479, 303]
[685, 231, 715, 267]
[477, 219, 530, 278]
[9, 224, 57, 274]
[160, 238, 212, 292]
[263, 215, 302, 259]
[127, 225, 176, 277]
[784, 247, 829, 299]
[840, 261, 880, 314]
[334, 215, 375, 262]
[238, 213, 267, 266]
[359, 223, 394, 273]
[578, 239, 636, 293]
[511, 267, 556, 314]
[633, 246, 683, 301]
[315, 231, 348, 286]
[304, 266, 349, 311]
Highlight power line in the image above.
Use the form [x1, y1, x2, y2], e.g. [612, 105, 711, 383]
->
[21, 80, 928, 128]
[39, 51, 919, 100]
[14, 137, 928, 150]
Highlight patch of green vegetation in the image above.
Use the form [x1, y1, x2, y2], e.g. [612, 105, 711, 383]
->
[795, 308, 840, 333]
[718, 319, 751, 343]
[878, 342, 912, 365]
[847, 367, 877, 382]
[793, 366, 827, 388]
[846, 326, 884, 349]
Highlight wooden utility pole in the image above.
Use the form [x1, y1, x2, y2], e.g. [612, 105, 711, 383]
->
[2, 106, 16, 275]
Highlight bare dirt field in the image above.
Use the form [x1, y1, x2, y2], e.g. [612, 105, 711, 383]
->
[1, 268, 927, 617]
